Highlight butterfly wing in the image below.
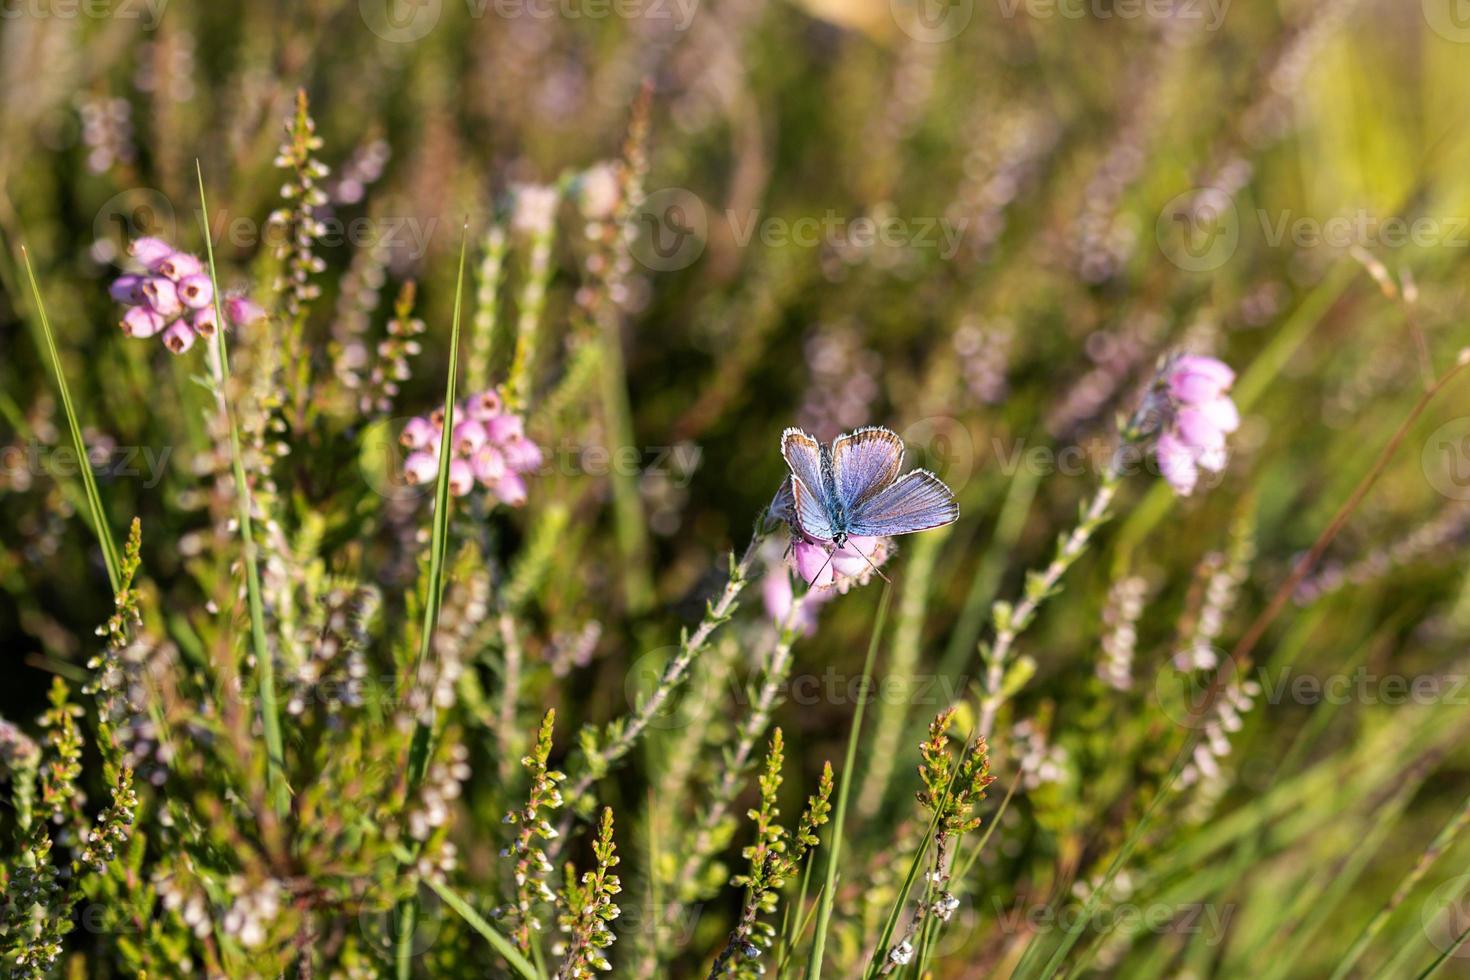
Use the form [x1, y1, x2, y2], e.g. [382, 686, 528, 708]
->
[831, 426, 905, 512]
[781, 428, 826, 498]
[847, 469, 958, 537]
[789, 473, 837, 541]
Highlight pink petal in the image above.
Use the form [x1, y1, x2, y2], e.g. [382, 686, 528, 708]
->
[1155, 432, 1199, 496]
[109, 275, 144, 304]
[128, 237, 174, 270]
[403, 451, 438, 485]
[226, 296, 266, 327]
[191, 305, 220, 337]
[486, 414, 524, 442]
[448, 459, 475, 497]
[121, 306, 166, 338]
[793, 538, 835, 588]
[1168, 355, 1235, 405]
[471, 445, 507, 484]
[400, 417, 436, 450]
[1175, 407, 1226, 451]
[453, 419, 487, 454]
[1197, 396, 1239, 434]
[161, 320, 197, 354]
[142, 277, 182, 317]
[493, 471, 528, 506]
[157, 252, 203, 282]
[177, 275, 214, 310]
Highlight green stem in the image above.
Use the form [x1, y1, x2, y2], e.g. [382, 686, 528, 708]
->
[195, 162, 289, 818]
[806, 584, 894, 979]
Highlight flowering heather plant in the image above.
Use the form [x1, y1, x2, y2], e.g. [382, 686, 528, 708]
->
[110, 238, 264, 352]
[400, 386, 543, 502]
[9, 6, 1470, 980]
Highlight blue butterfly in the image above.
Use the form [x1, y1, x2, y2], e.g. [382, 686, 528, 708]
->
[780, 425, 959, 552]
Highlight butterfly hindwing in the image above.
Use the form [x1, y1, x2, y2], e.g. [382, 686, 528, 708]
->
[831, 426, 905, 512]
[789, 474, 837, 541]
[847, 469, 959, 537]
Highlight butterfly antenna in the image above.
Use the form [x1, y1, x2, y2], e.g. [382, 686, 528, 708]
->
[804, 546, 838, 595]
[857, 546, 891, 584]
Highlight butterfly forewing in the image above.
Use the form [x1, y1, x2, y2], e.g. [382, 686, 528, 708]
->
[830, 426, 905, 512]
[789, 473, 838, 541]
[781, 428, 827, 500]
[847, 469, 959, 537]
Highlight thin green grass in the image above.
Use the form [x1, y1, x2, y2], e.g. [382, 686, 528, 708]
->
[195, 163, 289, 819]
[22, 247, 122, 593]
[396, 221, 472, 980]
[806, 583, 893, 980]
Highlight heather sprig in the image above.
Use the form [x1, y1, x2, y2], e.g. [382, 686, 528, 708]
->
[266, 88, 329, 322]
[497, 708, 567, 953]
[709, 730, 834, 978]
[554, 807, 622, 978]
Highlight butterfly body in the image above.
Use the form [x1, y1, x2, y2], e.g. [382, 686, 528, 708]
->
[780, 425, 959, 549]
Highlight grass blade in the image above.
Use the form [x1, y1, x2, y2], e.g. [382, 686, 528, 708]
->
[195, 162, 289, 818]
[397, 221, 471, 980]
[21, 247, 122, 593]
[806, 583, 893, 979]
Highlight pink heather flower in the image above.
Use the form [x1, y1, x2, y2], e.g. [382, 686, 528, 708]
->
[400, 386, 542, 505]
[121, 306, 166, 338]
[453, 419, 488, 454]
[466, 390, 503, 420]
[109, 275, 145, 304]
[141, 277, 182, 317]
[492, 471, 527, 506]
[447, 458, 475, 497]
[1154, 354, 1239, 496]
[1167, 355, 1235, 404]
[403, 451, 438, 485]
[177, 274, 214, 310]
[501, 435, 542, 473]
[191, 305, 220, 337]
[762, 565, 826, 635]
[161, 320, 197, 354]
[486, 414, 523, 442]
[226, 296, 266, 327]
[471, 445, 506, 484]
[157, 251, 203, 282]
[401, 417, 437, 450]
[128, 237, 175, 270]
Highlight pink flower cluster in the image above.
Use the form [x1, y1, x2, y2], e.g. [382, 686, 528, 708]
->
[1154, 354, 1240, 496]
[111, 237, 265, 354]
[400, 389, 543, 505]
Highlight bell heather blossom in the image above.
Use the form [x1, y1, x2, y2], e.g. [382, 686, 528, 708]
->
[1152, 354, 1240, 496]
[400, 387, 543, 503]
[768, 478, 894, 591]
[110, 237, 262, 353]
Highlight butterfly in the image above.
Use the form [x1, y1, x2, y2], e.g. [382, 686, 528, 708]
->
[780, 426, 959, 554]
